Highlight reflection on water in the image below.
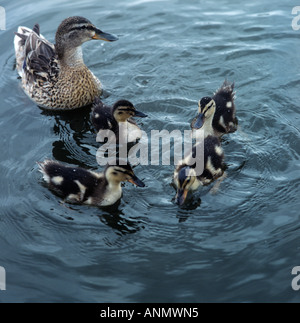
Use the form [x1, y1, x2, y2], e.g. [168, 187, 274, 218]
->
[44, 107, 97, 168]
[0, 0, 300, 302]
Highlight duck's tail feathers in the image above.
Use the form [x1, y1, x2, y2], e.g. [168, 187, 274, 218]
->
[14, 26, 34, 76]
[14, 24, 54, 78]
[37, 160, 58, 183]
[215, 80, 236, 100]
[92, 96, 105, 111]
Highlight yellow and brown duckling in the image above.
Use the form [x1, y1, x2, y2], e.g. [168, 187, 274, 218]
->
[14, 16, 118, 110]
[92, 97, 147, 143]
[174, 98, 225, 205]
[191, 80, 238, 137]
[38, 160, 145, 207]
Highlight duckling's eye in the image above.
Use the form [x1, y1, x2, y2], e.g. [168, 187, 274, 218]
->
[118, 112, 123, 115]
[69, 32, 77, 40]
[112, 172, 118, 176]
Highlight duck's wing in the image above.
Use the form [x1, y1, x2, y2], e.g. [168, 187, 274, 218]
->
[202, 136, 225, 182]
[14, 24, 59, 84]
[91, 97, 116, 132]
[38, 160, 103, 204]
[212, 80, 238, 134]
[185, 136, 224, 183]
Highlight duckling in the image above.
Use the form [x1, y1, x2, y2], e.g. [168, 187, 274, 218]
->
[174, 138, 225, 205]
[191, 80, 238, 136]
[174, 98, 225, 205]
[92, 97, 147, 143]
[14, 16, 118, 110]
[38, 160, 145, 207]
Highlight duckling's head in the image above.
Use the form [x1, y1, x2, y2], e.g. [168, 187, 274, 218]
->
[105, 163, 145, 187]
[174, 166, 197, 205]
[194, 97, 216, 129]
[55, 16, 118, 59]
[113, 100, 148, 123]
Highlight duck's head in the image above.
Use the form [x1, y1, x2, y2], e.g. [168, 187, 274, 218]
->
[193, 97, 216, 129]
[55, 16, 118, 59]
[174, 166, 197, 205]
[113, 100, 148, 123]
[105, 163, 145, 187]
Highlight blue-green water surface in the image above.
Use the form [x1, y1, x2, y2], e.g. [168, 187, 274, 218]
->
[0, 0, 300, 302]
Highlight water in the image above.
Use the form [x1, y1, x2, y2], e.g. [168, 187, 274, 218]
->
[0, 0, 300, 303]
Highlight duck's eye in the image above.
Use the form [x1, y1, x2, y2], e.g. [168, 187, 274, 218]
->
[112, 172, 118, 176]
[118, 112, 123, 115]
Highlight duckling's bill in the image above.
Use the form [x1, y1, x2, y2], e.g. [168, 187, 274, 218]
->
[134, 110, 147, 118]
[92, 28, 119, 42]
[128, 175, 145, 187]
[176, 189, 189, 206]
[194, 113, 204, 129]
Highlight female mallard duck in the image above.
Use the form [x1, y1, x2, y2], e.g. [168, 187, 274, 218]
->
[92, 97, 147, 143]
[38, 160, 145, 207]
[14, 16, 118, 110]
[174, 97, 225, 205]
[191, 80, 238, 137]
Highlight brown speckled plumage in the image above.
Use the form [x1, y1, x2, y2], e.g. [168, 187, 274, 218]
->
[25, 64, 102, 110]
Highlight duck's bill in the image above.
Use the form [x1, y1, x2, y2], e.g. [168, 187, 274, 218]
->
[134, 110, 148, 118]
[176, 189, 188, 206]
[193, 113, 204, 129]
[93, 29, 119, 42]
[129, 176, 145, 187]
